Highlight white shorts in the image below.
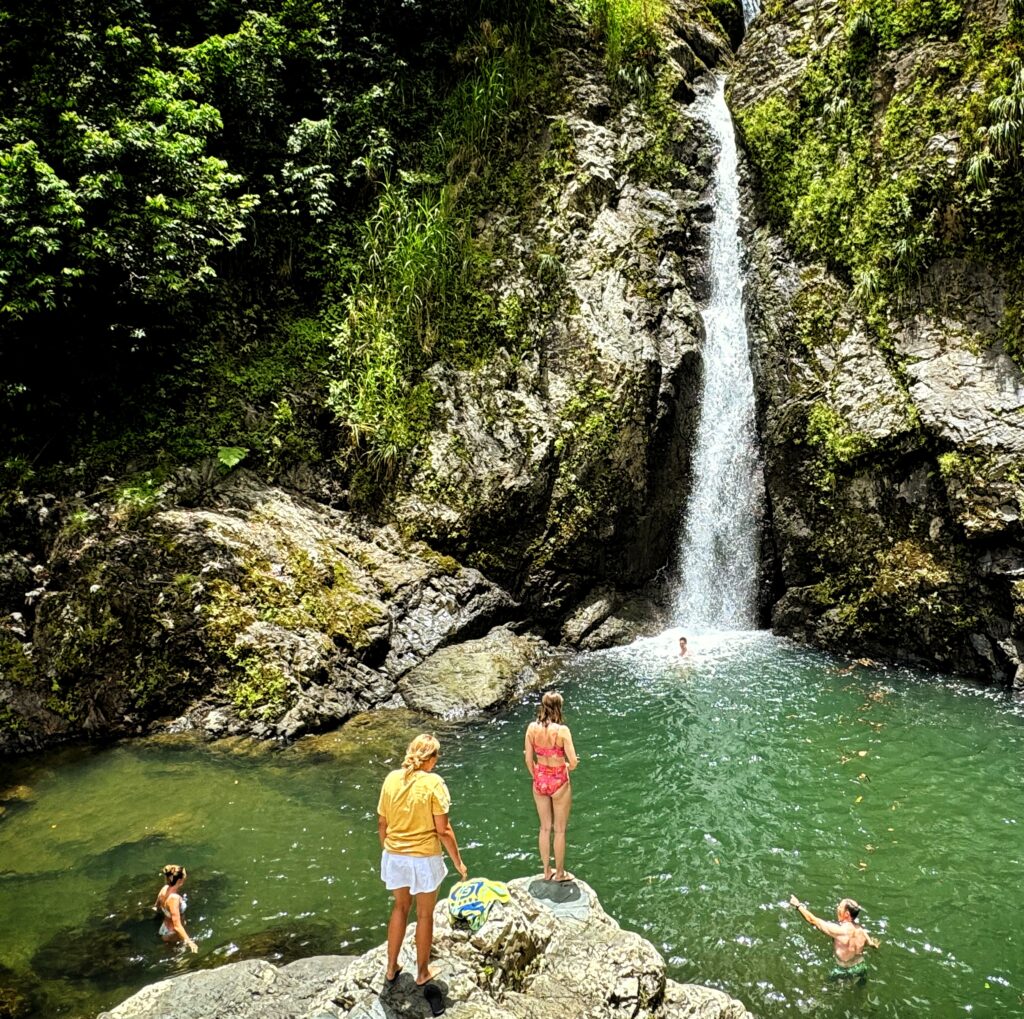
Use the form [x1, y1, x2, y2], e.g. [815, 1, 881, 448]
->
[381, 850, 447, 895]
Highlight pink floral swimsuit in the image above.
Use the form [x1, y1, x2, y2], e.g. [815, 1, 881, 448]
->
[532, 741, 569, 796]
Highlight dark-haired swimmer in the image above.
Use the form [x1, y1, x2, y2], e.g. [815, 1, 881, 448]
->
[154, 864, 198, 952]
[789, 893, 878, 980]
[678, 636, 688, 657]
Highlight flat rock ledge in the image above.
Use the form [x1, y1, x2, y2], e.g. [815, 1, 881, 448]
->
[99, 878, 752, 1019]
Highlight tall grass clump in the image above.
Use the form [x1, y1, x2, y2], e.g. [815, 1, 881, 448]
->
[581, 0, 666, 75]
[327, 20, 548, 483]
[329, 182, 467, 477]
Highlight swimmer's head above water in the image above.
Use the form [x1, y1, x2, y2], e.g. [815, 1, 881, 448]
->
[837, 897, 861, 922]
[161, 864, 187, 887]
[678, 636, 688, 656]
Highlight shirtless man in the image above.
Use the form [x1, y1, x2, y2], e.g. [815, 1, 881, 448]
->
[678, 636, 688, 657]
[789, 893, 877, 980]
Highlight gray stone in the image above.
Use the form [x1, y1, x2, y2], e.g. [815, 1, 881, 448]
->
[103, 880, 751, 1019]
[98, 956, 355, 1019]
[334, 878, 752, 1019]
[398, 627, 548, 717]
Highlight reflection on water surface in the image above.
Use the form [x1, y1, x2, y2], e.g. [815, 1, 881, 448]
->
[1, 631, 1022, 1018]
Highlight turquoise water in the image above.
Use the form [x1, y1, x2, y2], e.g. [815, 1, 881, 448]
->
[1, 631, 1022, 1018]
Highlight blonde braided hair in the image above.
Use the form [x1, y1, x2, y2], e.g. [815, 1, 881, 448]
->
[402, 733, 440, 777]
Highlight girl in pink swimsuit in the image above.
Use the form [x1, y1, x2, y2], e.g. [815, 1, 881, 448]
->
[524, 691, 579, 882]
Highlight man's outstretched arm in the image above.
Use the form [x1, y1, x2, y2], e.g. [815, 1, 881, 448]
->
[789, 894, 843, 937]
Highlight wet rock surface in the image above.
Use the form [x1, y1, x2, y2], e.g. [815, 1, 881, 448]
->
[733, 6, 1024, 685]
[100, 879, 753, 1019]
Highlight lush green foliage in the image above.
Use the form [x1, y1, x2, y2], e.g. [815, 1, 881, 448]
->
[735, 0, 1024, 323]
[580, 0, 666, 74]
[0, 0, 675, 508]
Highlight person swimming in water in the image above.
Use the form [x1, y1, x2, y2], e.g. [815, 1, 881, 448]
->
[524, 691, 579, 882]
[154, 864, 197, 953]
[678, 636, 688, 657]
[789, 893, 877, 980]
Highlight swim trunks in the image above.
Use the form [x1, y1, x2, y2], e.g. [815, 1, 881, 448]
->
[829, 961, 868, 981]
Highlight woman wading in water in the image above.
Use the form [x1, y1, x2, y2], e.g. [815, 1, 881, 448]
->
[524, 691, 579, 881]
[378, 734, 467, 989]
[153, 864, 197, 952]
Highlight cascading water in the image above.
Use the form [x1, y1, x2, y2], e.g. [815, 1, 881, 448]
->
[741, 0, 761, 26]
[674, 77, 762, 632]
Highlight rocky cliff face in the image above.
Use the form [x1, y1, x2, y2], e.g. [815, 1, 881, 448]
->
[731, 0, 1024, 686]
[0, 3, 744, 752]
[393, 13, 737, 622]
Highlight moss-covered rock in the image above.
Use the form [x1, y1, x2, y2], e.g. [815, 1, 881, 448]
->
[397, 626, 548, 717]
[735, 0, 1024, 685]
[0, 474, 524, 751]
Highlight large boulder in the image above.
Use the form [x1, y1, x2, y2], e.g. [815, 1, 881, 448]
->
[397, 626, 548, 717]
[101, 878, 753, 1019]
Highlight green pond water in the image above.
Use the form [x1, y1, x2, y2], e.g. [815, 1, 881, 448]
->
[2, 630, 1023, 1018]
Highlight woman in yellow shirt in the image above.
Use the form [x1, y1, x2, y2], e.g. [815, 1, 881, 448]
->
[377, 733, 468, 987]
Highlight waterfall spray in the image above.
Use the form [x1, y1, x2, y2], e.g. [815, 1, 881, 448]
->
[674, 78, 762, 632]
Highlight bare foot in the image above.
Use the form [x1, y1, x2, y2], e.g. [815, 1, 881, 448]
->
[415, 965, 438, 987]
[543, 866, 554, 881]
[385, 964, 402, 983]
[554, 871, 575, 882]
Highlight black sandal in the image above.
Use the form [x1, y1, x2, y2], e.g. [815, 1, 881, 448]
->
[423, 983, 445, 1016]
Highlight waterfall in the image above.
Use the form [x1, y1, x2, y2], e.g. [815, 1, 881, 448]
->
[741, 0, 761, 26]
[673, 78, 762, 633]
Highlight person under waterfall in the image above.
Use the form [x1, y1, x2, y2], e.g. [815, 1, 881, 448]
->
[789, 893, 878, 981]
[678, 636, 689, 657]
[524, 691, 579, 882]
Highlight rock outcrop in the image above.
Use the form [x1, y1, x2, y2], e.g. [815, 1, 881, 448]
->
[731, 0, 1024, 686]
[100, 878, 753, 1019]
[0, 473, 533, 752]
[0, 1, 745, 752]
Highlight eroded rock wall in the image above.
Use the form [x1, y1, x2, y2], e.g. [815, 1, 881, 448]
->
[0, 2, 744, 752]
[731, 0, 1024, 685]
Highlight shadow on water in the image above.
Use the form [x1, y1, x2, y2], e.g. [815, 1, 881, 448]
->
[0, 964, 43, 1019]
[197, 918, 346, 970]
[2, 635, 1024, 1018]
[30, 866, 233, 988]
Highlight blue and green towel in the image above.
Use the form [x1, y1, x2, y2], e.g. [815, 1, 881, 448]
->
[448, 878, 510, 931]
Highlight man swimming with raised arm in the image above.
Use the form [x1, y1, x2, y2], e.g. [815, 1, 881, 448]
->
[789, 893, 878, 980]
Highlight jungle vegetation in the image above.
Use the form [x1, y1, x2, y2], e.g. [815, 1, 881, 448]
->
[0, 0, 675, 511]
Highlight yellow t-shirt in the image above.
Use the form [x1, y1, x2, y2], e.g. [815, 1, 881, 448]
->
[377, 769, 451, 857]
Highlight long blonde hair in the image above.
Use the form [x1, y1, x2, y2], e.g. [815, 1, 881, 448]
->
[402, 733, 440, 777]
[536, 691, 564, 726]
